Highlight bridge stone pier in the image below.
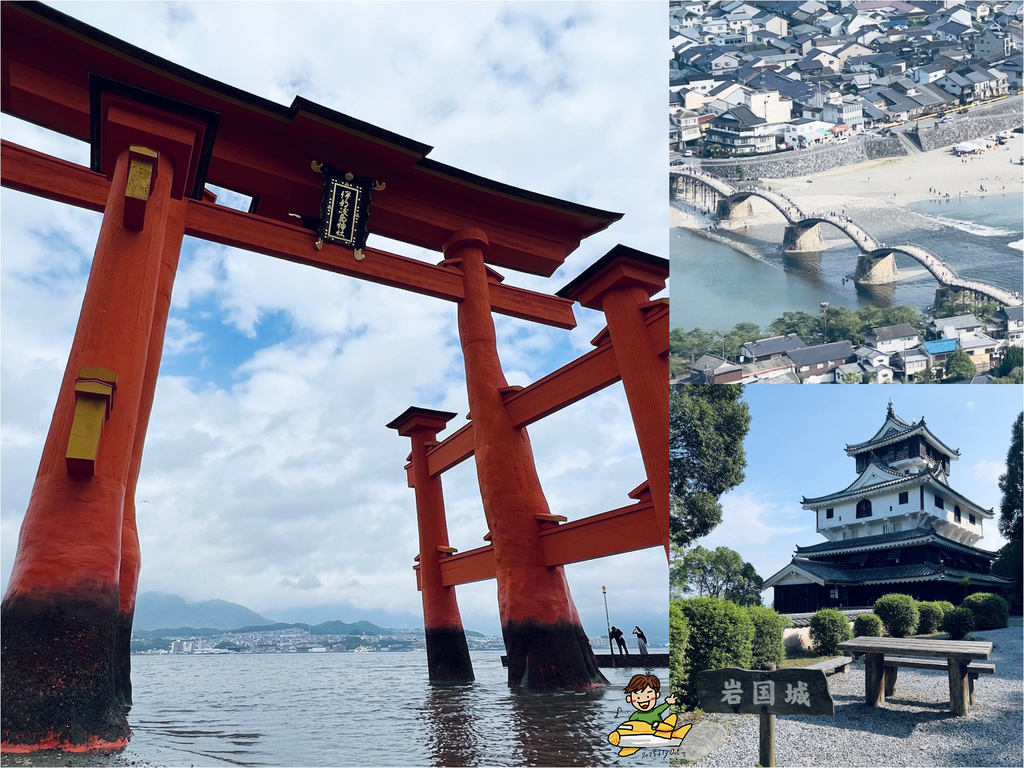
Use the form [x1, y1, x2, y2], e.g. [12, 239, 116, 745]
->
[856, 251, 899, 285]
[783, 223, 823, 253]
[715, 196, 752, 222]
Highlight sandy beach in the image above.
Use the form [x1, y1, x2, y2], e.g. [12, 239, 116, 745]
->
[759, 133, 1023, 216]
[672, 132, 1024, 229]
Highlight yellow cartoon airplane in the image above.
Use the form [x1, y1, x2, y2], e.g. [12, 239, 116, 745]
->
[607, 713, 692, 757]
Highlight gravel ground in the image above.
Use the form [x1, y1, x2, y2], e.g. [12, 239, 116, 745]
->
[691, 624, 1024, 768]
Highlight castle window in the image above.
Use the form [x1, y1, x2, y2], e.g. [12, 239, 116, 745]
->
[934, 495, 944, 510]
[893, 522, 902, 532]
[954, 506, 961, 523]
[856, 499, 872, 518]
[826, 508, 834, 519]
[969, 514, 976, 525]
[898, 491, 908, 505]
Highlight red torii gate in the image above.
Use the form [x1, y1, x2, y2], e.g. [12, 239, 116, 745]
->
[0, 1, 668, 753]
[389, 244, 669, 686]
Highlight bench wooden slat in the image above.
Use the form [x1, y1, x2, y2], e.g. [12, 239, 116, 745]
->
[883, 656, 995, 674]
[807, 656, 852, 674]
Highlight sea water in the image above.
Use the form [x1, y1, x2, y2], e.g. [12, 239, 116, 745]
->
[671, 192, 1023, 333]
[101, 651, 669, 767]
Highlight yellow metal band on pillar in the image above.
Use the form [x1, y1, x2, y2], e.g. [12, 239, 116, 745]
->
[125, 158, 154, 201]
[123, 146, 158, 230]
[66, 367, 118, 475]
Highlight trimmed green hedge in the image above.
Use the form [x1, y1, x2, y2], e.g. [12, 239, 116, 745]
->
[873, 593, 919, 638]
[961, 592, 1010, 631]
[853, 612, 882, 637]
[916, 602, 945, 634]
[669, 600, 690, 699]
[678, 597, 754, 672]
[942, 606, 975, 640]
[746, 605, 790, 668]
[809, 609, 852, 656]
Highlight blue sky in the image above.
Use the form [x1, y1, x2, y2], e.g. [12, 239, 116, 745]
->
[696, 386, 1022, 603]
[0, 2, 667, 637]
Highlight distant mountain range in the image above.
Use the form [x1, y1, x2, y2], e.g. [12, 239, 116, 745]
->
[134, 592, 274, 631]
[133, 593, 479, 637]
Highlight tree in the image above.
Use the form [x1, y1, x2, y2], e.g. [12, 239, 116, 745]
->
[916, 366, 936, 384]
[670, 545, 763, 605]
[669, 384, 750, 547]
[944, 348, 976, 381]
[998, 413, 1022, 543]
[995, 366, 1023, 385]
[998, 346, 1023, 377]
[721, 322, 763, 361]
[768, 311, 823, 345]
[934, 292, 999, 320]
[880, 305, 923, 331]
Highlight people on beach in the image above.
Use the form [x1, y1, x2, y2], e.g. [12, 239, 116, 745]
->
[610, 626, 629, 656]
[633, 626, 649, 656]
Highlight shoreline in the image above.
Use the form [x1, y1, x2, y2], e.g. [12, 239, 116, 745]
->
[671, 134, 1023, 266]
[748, 132, 1023, 216]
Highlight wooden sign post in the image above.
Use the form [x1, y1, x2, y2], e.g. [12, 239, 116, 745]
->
[695, 665, 835, 767]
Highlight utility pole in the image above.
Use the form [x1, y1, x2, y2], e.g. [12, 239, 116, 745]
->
[602, 586, 613, 656]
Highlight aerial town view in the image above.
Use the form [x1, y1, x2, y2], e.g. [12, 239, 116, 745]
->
[669, 0, 1024, 384]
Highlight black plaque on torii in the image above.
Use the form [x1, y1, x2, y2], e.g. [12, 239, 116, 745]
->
[311, 161, 384, 260]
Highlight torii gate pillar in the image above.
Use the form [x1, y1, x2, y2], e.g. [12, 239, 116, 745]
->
[442, 229, 607, 690]
[387, 407, 474, 684]
[1, 97, 206, 752]
[558, 246, 671, 557]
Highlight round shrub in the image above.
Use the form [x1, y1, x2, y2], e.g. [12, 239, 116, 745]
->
[934, 600, 955, 618]
[916, 602, 945, 635]
[873, 593, 919, 638]
[746, 605, 791, 668]
[961, 592, 1010, 631]
[678, 597, 754, 674]
[853, 612, 882, 637]
[669, 600, 690, 699]
[942, 606, 975, 640]
[809, 609, 852, 656]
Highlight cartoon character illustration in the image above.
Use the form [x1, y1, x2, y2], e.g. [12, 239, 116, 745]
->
[607, 674, 691, 757]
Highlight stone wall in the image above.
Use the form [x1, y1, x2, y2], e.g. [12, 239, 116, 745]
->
[699, 138, 907, 180]
[915, 98, 1024, 152]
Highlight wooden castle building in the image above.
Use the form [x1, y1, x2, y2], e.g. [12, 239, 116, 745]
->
[765, 401, 1011, 613]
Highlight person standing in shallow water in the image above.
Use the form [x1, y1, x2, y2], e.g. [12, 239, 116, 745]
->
[632, 626, 648, 656]
[609, 626, 629, 655]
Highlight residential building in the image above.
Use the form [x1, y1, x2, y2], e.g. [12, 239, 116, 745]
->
[865, 323, 924, 354]
[706, 105, 779, 153]
[739, 333, 806, 362]
[787, 341, 857, 382]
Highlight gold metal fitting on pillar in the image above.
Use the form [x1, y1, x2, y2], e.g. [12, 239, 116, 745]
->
[66, 367, 118, 475]
[123, 145, 159, 231]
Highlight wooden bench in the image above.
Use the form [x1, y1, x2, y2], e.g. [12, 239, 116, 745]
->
[838, 636, 994, 716]
[806, 656, 852, 676]
[883, 656, 996, 704]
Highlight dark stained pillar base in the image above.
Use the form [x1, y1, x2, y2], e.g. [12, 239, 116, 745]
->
[114, 611, 135, 712]
[425, 627, 475, 684]
[503, 620, 609, 690]
[1, 592, 130, 752]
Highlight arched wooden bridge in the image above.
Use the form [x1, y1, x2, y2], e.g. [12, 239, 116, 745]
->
[671, 167, 1022, 307]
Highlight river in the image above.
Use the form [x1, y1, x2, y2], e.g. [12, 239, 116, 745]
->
[670, 192, 1023, 333]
